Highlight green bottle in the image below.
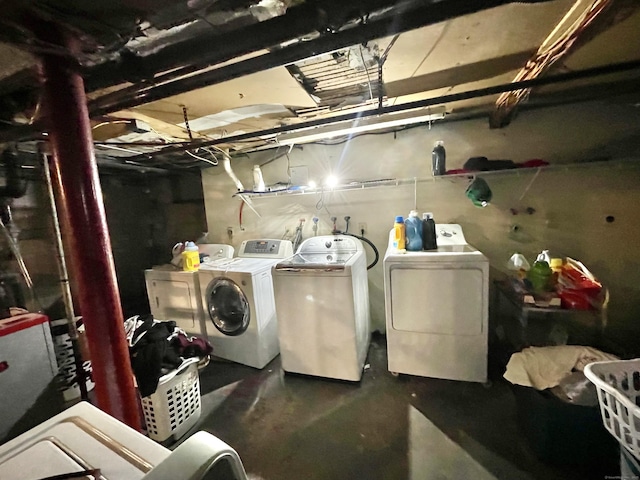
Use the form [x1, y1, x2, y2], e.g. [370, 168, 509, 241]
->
[528, 260, 552, 293]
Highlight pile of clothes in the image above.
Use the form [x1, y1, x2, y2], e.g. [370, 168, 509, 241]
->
[124, 314, 212, 397]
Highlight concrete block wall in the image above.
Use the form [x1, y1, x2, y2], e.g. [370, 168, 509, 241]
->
[0, 171, 206, 319]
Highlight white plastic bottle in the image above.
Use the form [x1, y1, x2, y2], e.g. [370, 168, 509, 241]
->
[253, 165, 266, 192]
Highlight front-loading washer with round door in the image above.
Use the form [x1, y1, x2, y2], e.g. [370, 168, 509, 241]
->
[198, 239, 293, 369]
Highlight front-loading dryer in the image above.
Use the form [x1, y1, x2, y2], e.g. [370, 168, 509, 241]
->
[383, 224, 489, 383]
[144, 243, 234, 336]
[198, 239, 293, 369]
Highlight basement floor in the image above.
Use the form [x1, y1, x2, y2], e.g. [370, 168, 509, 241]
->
[177, 333, 621, 480]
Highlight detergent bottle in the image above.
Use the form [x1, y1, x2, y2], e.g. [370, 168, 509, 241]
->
[432, 141, 446, 176]
[182, 241, 200, 271]
[422, 212, 437, 250]
[405, 210, 423, 251]
[392, 216, 406, 252]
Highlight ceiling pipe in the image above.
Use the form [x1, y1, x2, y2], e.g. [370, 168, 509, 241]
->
[221, 149, 244, 192]
[85, 0, 507, 92]
[0, 0, 555, 144]
[123, 59, 640, 162]
[88, 0, 525, 116]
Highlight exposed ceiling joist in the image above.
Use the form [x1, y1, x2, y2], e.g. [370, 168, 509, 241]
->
[384, 50, 536, 98]
[88, 0, 527, 117]
[120, 59, 640, 163]
[490, 0, 640, 128]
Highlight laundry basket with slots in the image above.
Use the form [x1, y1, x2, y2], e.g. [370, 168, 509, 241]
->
[585, 359, 640, 475]
[141, 357, 201, 443]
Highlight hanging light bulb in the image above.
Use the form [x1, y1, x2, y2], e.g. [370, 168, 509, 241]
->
[325, 175, 339, 188]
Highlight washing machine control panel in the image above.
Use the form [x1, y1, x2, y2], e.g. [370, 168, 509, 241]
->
[238, 239, 294, 258]
[435, 224, 467, 246]
[298, 235, 362, 253]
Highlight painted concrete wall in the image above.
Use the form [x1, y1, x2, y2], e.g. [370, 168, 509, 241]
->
[201, 100, 640, 351]
[0, 172, 206, 319]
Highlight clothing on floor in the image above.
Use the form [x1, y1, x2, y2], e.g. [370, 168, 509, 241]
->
[124, 314, 212, 397]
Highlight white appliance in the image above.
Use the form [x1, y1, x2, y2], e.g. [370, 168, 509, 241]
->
[0, 313, 58, 441]
[144, 244, 234, 336]
[384, 224, 489, 383]
[272, 235, 371, 381]
[0, 401, 247, 480]
[198, 239, 293, 369]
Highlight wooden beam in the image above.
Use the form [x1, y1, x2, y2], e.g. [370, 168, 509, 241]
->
[490, 0, 640, 128]
[384, 50, 536, 99]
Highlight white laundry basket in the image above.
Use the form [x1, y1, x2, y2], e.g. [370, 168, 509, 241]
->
[141, 357, 202, 443]
[584, 359, 640, 461]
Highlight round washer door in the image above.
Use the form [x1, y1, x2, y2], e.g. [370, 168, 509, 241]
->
[206, 277, 250, 336]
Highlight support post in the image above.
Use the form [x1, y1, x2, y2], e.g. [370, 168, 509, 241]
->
[37, 25, 140, 428]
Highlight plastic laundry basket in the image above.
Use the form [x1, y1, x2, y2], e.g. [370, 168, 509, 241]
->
[141, 357, 202, 443]
[584, 359, 640, 461]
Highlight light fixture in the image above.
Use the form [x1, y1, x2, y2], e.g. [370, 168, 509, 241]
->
[276, 107, 446, 146]
[325, 175, 339, 188]
[307, 180, 317, 189]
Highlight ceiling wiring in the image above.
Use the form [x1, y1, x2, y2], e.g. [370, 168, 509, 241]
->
[391, 21, 451, 107]
[359, 45, 375, 102]
[494, 0, 617, 115]
[185, 149, 218, 166]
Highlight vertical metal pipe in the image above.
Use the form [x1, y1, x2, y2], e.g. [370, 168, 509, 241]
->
[37, 25, 140, 428]
[40, 144, 88, 401]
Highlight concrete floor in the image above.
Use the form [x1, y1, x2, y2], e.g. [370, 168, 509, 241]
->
[181, 333, 621, 480]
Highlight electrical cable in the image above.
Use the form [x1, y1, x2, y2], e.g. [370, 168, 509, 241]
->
[359, 45, 375, 102]
[185, 150, 218, 166]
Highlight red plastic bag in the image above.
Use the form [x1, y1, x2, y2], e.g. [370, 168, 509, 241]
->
[557, 258, 603, 309]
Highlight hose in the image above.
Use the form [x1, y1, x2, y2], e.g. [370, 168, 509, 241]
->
[332, 230, 379, 270]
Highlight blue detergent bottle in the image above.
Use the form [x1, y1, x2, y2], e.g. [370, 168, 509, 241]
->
[405, 210, 423, 251]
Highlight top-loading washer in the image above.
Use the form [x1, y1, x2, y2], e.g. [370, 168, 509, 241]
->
[0, 401, 248, 480]
[198, 239, 293, 369]
[383, 224, 489, 383]
[144, 244, 234, 336]
[272, 235, 371, 381]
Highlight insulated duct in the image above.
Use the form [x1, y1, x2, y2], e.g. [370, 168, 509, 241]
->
[221, 151, 244, 192]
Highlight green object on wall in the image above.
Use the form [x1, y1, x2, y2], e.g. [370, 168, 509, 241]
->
[466, 177, 493, 207]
